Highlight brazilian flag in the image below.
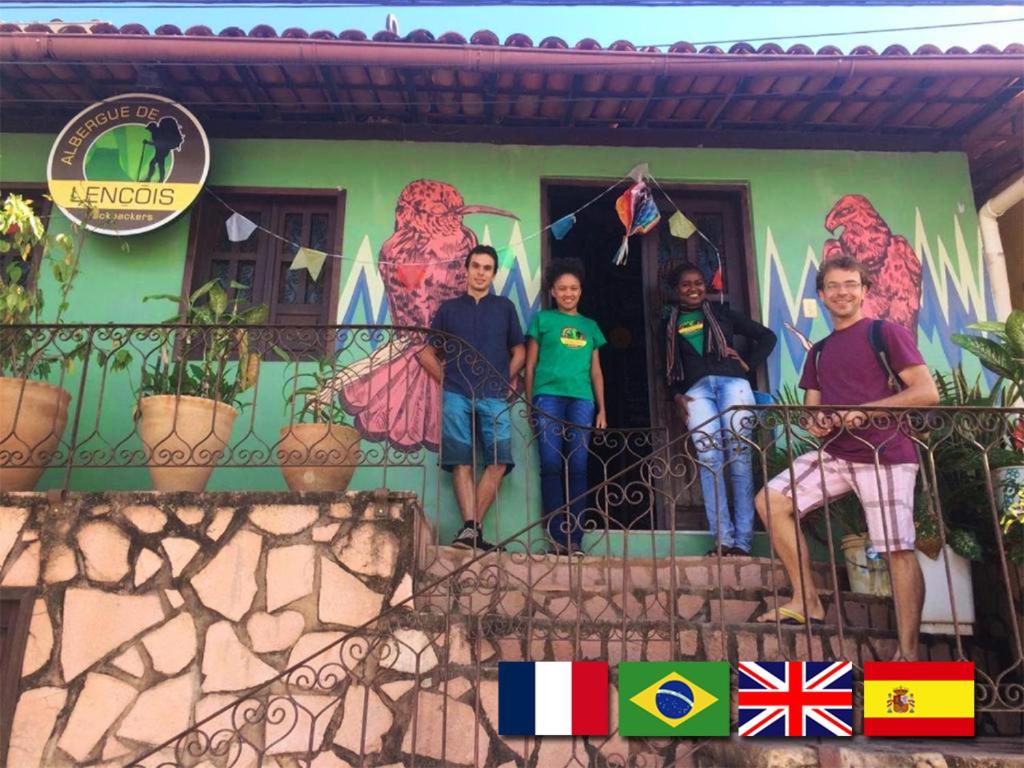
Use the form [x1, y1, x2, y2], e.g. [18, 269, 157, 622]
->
[618, 662, 730, 736]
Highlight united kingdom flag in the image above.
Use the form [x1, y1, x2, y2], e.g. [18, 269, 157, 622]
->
[738, 661, 853, 737]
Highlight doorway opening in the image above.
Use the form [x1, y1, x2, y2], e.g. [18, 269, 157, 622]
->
[543, 180, 757, 531]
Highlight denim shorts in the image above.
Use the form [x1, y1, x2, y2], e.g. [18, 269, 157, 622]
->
[441, 389, 514, 473]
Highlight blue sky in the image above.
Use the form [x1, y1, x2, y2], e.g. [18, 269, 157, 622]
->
[1, 4, 1022, 52]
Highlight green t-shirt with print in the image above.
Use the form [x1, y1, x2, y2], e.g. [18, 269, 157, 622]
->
[526, 309, 607, 401]
[676, 309, 705, 353]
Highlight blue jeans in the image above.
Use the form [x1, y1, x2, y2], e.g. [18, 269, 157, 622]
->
[533, 394, 595, 548]
[684, 375, 756, 551]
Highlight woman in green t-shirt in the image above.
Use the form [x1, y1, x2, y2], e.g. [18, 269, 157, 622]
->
[525, 258, 607, 556]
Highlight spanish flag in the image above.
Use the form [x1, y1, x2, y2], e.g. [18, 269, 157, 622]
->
[863, 662, 974, 737]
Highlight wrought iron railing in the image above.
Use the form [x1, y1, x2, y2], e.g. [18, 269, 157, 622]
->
[2, 324, 1022, 765]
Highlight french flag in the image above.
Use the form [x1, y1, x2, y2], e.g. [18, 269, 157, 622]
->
[498, 661, 609, 735]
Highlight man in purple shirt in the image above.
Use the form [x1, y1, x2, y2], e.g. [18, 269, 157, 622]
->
[755, 255, 938, 661]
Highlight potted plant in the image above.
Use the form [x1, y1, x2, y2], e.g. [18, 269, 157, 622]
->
[0, 193, 86, 490]
[277, 356, 361, 492]
[135, 279, 267, 492]
[953, 311, 1024, 544]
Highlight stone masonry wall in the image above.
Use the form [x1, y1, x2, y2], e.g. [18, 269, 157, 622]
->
[0, 491, 422, 767]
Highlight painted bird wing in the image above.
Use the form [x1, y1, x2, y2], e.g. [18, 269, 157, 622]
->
[874, 234, 922, 332]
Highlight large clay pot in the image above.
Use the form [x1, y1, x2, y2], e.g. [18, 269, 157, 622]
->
[0, 377, 71, 491]
[138, 395, 238, 492]
[277, 423, 361, 491]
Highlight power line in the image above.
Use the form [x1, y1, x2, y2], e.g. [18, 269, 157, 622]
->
[4, 0, 1023, 5]
[0, 14, 1020, 51]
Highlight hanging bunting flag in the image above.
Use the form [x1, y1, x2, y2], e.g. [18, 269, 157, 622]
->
[668, 211, 697, 240]
[627, 162, 650, 183]
[612, 181, 661, 266]
[225, 212, 258, 242]
[290, 247, 327, 281]
[550, 214, 576, 240]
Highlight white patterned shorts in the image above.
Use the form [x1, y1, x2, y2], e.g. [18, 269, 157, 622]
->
[766, 451, 918, 552]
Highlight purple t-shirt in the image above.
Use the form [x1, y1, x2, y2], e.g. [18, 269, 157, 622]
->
[799, 318, 925, 464]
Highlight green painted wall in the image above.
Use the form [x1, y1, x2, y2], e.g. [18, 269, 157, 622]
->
[1, 132, 991, 547]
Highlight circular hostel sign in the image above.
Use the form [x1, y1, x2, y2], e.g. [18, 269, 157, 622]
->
[47, 94, 209, 236]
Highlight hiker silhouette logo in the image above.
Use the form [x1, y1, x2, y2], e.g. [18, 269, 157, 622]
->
[47, 94, 209, 236]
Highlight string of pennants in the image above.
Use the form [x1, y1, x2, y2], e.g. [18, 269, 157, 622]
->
[210, 164, 722, 288]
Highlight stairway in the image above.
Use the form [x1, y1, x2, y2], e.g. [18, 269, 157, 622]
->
[416, 545, 967, 666]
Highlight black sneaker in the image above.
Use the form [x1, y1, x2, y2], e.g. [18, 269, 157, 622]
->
[547, 542, 570, 557]
[548, 542, 586, 559]
[451, 523, 501, 552]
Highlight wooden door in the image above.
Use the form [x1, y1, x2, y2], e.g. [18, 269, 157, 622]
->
[641, 191, 752, 529]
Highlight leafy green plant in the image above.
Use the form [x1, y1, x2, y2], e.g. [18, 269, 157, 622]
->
[952, 310, 1024, 403]
[134, 279, 270, 408]
[952, 312, 1024, 543]
[0, 192, 88, 378]
[283, 356, 352, 424]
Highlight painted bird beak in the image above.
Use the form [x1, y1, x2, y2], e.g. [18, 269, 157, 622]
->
[458, 204, 519, 219]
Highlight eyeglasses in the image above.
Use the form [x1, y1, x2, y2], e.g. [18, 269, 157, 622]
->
[823, 280, 863, 292]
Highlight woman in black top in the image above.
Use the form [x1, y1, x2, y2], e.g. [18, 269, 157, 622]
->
[666, 263, 777, 555]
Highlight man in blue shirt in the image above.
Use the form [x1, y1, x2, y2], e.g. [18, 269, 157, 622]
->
[419, 245, 526, 550]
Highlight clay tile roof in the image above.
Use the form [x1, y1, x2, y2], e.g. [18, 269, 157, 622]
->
[405, 29, 435, 43]
[470, 29, 500, 46]
[504, 33, 534, 48]
[668, 42, 697, 54]
[1, 20, 1018, 202]
[437, 31, 468, 45]
[538, 36, 568, 50]
[248, 24, 277, 38]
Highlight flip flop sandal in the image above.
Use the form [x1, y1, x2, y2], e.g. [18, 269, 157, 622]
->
[776, 607, 825, 626]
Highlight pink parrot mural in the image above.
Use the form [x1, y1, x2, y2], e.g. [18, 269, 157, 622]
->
[332, 180, 518, 452]
[781, 194, 926, 356]
[821, 193, 922, 333]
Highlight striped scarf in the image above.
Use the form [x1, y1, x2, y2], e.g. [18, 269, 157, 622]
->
[665, 300, 730, 386]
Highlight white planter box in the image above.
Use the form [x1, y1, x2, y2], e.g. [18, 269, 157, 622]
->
[915, 546, 975, 635]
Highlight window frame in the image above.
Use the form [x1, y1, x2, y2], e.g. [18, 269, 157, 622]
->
[182, 187, 346, 352]
[0, 588, 35, 766]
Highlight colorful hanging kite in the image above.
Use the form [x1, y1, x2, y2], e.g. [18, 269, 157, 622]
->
[612, 181, 661, 266]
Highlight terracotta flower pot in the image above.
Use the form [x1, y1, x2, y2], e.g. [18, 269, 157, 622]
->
[277, 423, 360, 492]
[138, 394, 238, 492]
[0, 377, 71, 491]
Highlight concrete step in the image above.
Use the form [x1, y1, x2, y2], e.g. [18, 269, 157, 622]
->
[417, 577, 899, 632]
[420, 544, 844, 595]
[699, 737, 1024, 768]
